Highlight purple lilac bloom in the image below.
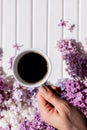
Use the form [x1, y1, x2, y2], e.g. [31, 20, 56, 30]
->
[57, 39, 78, 54]
[58, 20, 75, 33]
[61, 79, 87, 118]
[55, 79, 67, 99]
[65, 79, 83, 100]
[13, 43, 23, 51]
[57, 39, 87, 79]
[0, 78, 5, 90]
[19, 121, 32, 130]
[19, 112, 55, 130]
[0, 78, 6, 105]
[68, 24, 75, 32]
[32, 112, 55, 130]
[58, 19, 68, 27]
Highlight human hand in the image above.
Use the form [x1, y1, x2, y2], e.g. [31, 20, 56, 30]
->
[37, 85, 87, 130]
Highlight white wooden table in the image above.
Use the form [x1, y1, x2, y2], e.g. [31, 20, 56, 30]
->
[0, 0, 87, 84]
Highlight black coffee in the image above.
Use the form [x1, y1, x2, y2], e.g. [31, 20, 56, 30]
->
[17, 52, 47, 83]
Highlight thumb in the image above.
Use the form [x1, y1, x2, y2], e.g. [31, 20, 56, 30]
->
[39, 85, 64, 111]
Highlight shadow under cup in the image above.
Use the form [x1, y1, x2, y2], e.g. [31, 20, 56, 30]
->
[13, 49, 51, 88]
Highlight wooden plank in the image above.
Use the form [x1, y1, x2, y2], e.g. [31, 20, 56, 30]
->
[33, 0, 47, 53]
[79, 0, 87, 50]
[17, 0, 32, 54]
[48, 0, 63, 83]
[2, 0, 16, 75]
[64, 0, 78, 39]
[63, 0, 78, 78]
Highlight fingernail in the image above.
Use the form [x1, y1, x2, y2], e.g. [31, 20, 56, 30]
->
[39, 85, 49, 94]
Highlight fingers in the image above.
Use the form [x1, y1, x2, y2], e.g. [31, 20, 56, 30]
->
[37, 85, 71, 127]
[37, 92, 55, 116]
[38, 86, 64, 112]
[37, 86, 87, 130]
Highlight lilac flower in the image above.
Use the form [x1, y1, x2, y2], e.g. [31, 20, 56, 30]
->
[55, 79, 67, 98]
[68, 24, 75, 32]
[58, 19, 68, 27]
[57, 39, 79, 54]
[33, 112, 55, 130]
[0, 78, 5, 90]
[65, 80, 83, 100]
[65, 53, 87, 79]
[66, 80, 81, 93]
[0, 78, 6, 104]
[58, 19, 76, 33]
[19, 112, 55, 130]
[60, 79, 87, 117]
[57, 39, 87, 79]
[12, 86, 32, 108]
[19, 121, 32, 130]
[13, 43, 23, 50]
[8, 56, 15, 69]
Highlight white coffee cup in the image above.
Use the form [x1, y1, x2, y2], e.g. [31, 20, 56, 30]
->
[13, 49, 51, 88]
